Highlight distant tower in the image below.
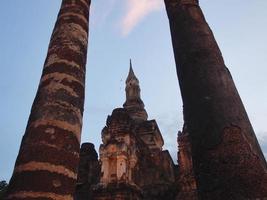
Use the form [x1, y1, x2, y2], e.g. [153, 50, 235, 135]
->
[164, 0, 267, 199]
[6, 0, 91, 199]
[123, 60, 148, 121]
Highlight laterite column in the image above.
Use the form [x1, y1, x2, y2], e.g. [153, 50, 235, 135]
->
[164, 0, 267, 199]
[6, 0, 91, 199]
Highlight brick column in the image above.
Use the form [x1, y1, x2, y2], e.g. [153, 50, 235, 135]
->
[164, 0, 267, 199]
[6, 0, 91, 199]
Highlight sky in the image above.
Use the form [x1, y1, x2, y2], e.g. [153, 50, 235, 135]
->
[0, 0, 267, 182]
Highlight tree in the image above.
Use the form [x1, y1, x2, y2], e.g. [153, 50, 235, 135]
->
[0, 180, 8, 199]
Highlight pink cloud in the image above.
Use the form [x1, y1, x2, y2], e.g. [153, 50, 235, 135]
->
[121, 0, 163, 36]
[91, 0, 117, 27]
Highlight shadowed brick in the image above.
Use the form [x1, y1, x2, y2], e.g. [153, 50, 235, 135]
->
[164, 0, 267, 199]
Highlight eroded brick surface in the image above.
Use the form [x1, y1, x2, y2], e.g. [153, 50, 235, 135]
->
[164, 0, 267, 199]
[6, 1, 91, 199]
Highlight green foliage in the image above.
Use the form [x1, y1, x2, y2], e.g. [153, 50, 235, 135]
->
[0, 180, 8, 200]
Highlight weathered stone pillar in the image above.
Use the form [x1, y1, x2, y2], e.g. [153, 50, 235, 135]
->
[6, 0, 91, 199]
[164, 0, 267, 199]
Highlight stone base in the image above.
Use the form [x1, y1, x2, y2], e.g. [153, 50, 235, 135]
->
[176, 190, 198, 200]
[92, 183, 142, 200]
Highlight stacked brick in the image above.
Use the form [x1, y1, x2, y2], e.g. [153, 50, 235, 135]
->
[75, 143, 100, 200]
[164, 0, 267, 199]
[5, 1, 91, 199]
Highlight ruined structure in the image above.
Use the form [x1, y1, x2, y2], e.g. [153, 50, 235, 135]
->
[75, 64, 178, 200]
[164, 0, 267, 199]
[176, 127, 197, 200]
[5, 0, 91, 199]
[5, 0, 267, 200]
[75, 143, 100, 200]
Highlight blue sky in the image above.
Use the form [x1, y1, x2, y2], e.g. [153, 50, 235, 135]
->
[1, 0, 267, 181]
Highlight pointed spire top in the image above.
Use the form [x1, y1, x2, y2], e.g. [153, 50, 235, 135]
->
[123, 60, 148, 121]
[130, 58, 133, 69]
[129, 59, 134, 76]
[126, 59, 138, 83]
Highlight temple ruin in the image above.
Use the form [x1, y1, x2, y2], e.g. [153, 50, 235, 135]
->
[4, 0, 267, 199]
[75, 64, 178, 200]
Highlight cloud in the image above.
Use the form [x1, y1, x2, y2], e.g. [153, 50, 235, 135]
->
[90, 0, 117, 27]
[121, 0, 164, 36]
[257, 133, 267, 159]
[154, 111, 183, 164]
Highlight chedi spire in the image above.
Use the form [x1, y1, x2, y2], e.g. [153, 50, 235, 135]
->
[126, 59, 137, 83]
[123, 60, 148, 121]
